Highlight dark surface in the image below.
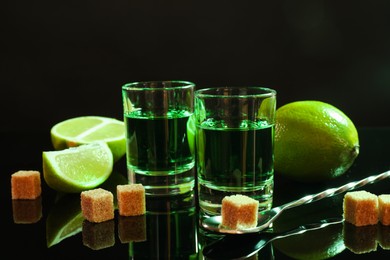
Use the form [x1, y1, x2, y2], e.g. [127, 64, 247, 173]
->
[4, 1, 390, 258]
[3, 1, 390, 132]
[1, 126, 390, 259]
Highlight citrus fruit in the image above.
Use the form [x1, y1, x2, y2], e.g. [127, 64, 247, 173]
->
[50, 116, 126, 162]
[42, 142, 114, 193]
[274, 100, 359, 182]
[186, 114, 196, 156]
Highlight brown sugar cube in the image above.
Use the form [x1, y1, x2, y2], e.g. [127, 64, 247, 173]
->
[221, 194, 259, 229]
[117, 184, 146, 216]
[11, 170, 41, 199]
[343, 190, 378, 226]
[81, 188, 114, 223]
[378, 194, 390, 225]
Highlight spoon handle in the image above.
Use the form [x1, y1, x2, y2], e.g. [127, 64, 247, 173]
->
[279, 170, 390, 212]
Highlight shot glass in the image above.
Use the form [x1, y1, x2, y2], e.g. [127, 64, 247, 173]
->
[195, 86, 277, 217]
[122, 81, 196, 196]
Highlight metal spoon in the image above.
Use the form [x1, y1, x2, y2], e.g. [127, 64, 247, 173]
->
[201, 170, 390, 234]
[202, 217, 344, 259]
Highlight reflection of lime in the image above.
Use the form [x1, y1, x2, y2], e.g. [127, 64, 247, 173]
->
[273, 194, 345, 259]
[186, 114, 196, 156]
[43, 142, 113, 193]
[51, 116, 126, 162]
[273, 223, 345, 259]
[274, 100, 359, 182]
[46, 194, 83, 247]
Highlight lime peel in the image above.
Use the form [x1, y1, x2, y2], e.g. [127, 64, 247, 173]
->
[274, 100, 359, 182]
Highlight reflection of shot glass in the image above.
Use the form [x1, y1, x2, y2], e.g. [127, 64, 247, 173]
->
[122, 81, 195, 196]
[129, 192, 198, 258]
[195, 87, 276, 217]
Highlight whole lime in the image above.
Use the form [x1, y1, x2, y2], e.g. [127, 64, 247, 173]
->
[274, 100, 359, 182]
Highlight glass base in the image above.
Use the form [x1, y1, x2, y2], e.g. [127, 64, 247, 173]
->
[128, 168, 195, 196]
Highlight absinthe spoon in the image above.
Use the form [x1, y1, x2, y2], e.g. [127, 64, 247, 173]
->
[201, 170, 390, 234]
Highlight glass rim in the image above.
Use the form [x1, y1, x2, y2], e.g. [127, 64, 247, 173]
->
[195, 86, 277, 98]
[122, 80, 195, 90]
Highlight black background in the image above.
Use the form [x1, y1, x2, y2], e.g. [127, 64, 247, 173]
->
[3, 0, 390, 134]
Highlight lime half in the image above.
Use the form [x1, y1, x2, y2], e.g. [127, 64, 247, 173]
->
[50, 116, 126, 162]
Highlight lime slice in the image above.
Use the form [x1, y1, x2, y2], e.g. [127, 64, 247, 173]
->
[50, 116, 126, 162]
[43, 142, 114, 193]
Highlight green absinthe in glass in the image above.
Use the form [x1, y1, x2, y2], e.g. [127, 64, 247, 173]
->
[125, 110, 194, 175]
[197, 119, 274, 214]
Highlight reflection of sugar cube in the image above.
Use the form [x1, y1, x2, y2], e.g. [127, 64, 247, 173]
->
[343, 222, 378, 254]
[117, 184, 146, 216]
[82, 219, 115, 250]
[221, 194, 259, 229]
[11, 170, 41, 199]
[81, 188, 114, 223]
[378, 225, 390, 250]
[118, 215, 147, 243]
[343, 191, 378, 226]
[12, 197, 42, 224]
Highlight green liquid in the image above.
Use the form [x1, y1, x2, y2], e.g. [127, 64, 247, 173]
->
[125, 110, 194, 175]
[197, 120, 274, 215]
